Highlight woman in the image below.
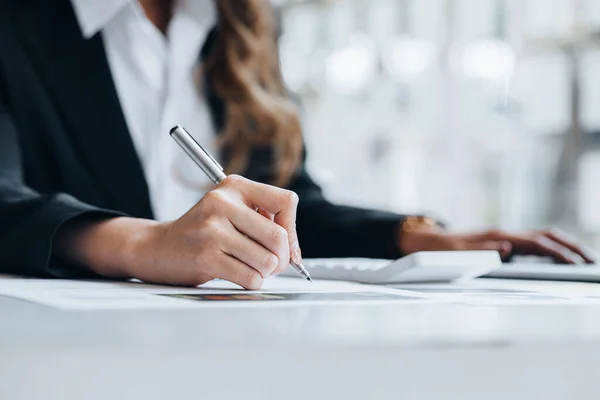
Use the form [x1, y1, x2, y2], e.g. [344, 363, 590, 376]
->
[0, 0, 592, 289]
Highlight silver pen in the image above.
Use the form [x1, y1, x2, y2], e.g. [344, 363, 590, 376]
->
[170, 125, 313, 283]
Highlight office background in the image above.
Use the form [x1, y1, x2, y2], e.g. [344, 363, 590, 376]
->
[274, 0, 600, 248]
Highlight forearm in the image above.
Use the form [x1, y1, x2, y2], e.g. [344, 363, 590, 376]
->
[296, 202, 406, 259]
[53, 217, 162, 279]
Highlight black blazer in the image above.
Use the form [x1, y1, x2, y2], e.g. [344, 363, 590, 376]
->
[0, 0, 405, 278]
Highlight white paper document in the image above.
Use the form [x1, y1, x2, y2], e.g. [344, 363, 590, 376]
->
[0, 274, 428, 310]
[4, 269, 600, 310]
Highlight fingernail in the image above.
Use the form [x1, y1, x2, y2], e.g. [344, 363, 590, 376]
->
[291, 241, 303, 265]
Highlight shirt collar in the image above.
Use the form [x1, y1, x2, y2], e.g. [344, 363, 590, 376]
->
[71, 0, 129, 39]
[70, 0, 216, 39]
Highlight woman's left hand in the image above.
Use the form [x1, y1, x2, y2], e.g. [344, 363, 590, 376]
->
[400, 227, 596, 265]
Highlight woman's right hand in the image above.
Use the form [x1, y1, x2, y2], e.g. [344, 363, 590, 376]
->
[55, 175, 302, 289]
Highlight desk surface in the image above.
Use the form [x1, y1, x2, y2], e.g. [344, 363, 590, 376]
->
[2, 278, 600, 400]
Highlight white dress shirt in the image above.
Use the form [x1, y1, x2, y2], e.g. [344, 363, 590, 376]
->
[71, 0, 217, 221]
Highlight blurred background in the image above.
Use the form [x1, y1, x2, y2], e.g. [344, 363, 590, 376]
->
[273, 0, 600, 247]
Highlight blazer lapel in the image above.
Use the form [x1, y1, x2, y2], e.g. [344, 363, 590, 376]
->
[14, 0, 154, 219]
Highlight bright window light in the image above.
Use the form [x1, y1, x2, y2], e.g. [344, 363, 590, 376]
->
[459, 39, 516, 83]
[382, 35, 434, 81]
[325, 34, 378, 94]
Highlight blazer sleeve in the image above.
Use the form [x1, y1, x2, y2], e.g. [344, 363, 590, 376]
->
[0, 99, 122, 278]
[288, 159, 407, 260]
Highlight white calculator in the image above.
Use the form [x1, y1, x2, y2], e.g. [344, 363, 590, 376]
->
[285, 251, 502, 284]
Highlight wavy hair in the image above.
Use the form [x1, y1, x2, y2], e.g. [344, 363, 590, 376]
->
[204, 0, 303, 187]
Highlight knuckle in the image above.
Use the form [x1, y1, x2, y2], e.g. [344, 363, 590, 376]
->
[548, 228, 566, 239]
[203, 190, 227, 207]
[223, 174, 245, 189]
[543, 229, 555, 237]
[264, 253, 279, 273]
[533, 236, 549, 247]
[202, 191, 238, 217]
[271, 226, 288, 246]
[283, 190, 299, 206]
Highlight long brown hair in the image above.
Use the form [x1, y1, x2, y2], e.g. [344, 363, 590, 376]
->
[204, 0, 303, 187]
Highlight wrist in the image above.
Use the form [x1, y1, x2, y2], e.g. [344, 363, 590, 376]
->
[398, 216, 444, 255]
[118, 218, 168, 280]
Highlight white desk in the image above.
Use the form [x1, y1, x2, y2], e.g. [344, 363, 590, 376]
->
[2, 278, 600, 400]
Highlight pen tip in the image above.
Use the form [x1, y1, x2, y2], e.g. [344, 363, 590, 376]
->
[307, 277, 313, 283]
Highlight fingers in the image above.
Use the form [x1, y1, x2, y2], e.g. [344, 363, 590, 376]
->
[245, 177, 301, 264]
[543, 230, 594, 264]
[483, 229, 582, 264]
[221, 175, 301, 265]
[257, 208, 275, 221]
[528, 236, 579, 264]
[225, 200, 291, 274]
[256, 209, 290, 272]
[222, 226, 280, 278]
[167, 177, 300, 289]
[212, 253, 264, 290]
[413, 227, 592, 266]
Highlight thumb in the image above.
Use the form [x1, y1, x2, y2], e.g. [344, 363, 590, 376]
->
[468, 240, 513, 259]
